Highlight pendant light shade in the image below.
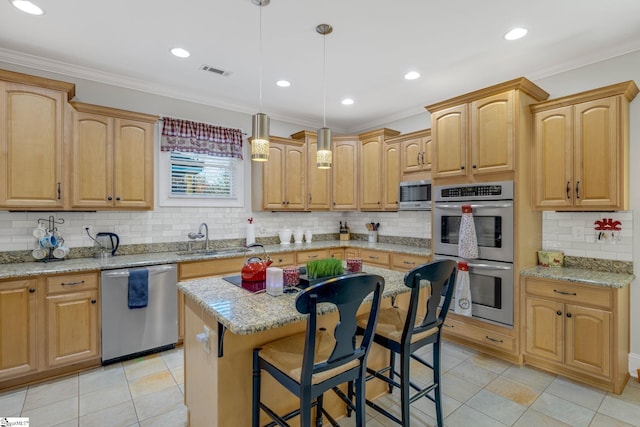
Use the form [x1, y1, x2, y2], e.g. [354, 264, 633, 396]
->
[316, 23, 333, 169]
[316, 127, 332, 169]
[251, 0, 270, 161]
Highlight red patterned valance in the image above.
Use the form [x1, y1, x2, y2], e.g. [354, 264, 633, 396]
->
[161, 117, 243, 159]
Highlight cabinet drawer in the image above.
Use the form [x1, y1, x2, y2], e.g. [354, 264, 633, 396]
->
[179, 256, 245, 280]
[390, 253, 430, 271]
[296, 249, 330, 263]
[359, 249, 390, 267]
[525, 279, 612, 309]
[47, 273, 98, 294]
[443, 317, 515, 353]
[328, 248, 345, 260]
[270, 252, 296, 267]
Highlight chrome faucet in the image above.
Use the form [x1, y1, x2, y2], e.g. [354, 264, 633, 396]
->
[188, 223, 209, 250]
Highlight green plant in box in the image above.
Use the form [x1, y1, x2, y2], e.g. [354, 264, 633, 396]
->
[306, 258, 344, 279]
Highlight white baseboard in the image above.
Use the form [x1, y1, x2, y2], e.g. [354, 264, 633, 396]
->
[629, 353, 640, 377]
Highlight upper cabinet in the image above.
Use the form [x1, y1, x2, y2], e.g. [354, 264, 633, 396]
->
[427, 77, 549, 183]
[70, 103, 157, 210]
[0, 70, 75, 210]
[392, 129, 432, 181]
[331, 136, 359, 210]
[253, 136, 307, 211]
[291, 130, 331, 210]
[530, 81, 638, 211]
[358, 128, 400, 211]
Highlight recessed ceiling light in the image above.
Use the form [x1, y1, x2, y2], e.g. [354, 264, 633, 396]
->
[404, 71, 421, 80]
[10, 0, 43, 15]
[504, 27, 528, 41]
[276, 80, 291, 87]
[341, 98, 354, 106]
[170, 47, 191, 58]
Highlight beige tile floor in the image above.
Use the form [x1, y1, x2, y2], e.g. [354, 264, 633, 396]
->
[1, 342, 640, 426]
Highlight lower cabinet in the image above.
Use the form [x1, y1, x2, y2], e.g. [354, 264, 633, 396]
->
[0, 272, 101, 389]
[522, 276, 629, 393]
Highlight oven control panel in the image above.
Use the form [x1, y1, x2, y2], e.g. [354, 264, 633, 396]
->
[434, 180, 513, 201]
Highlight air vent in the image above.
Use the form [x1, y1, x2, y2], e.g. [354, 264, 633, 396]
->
[200, 65, 232, 77]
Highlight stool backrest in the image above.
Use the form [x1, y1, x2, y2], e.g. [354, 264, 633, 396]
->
[295, 273, 385, 382]
[402, 260, 457, 343]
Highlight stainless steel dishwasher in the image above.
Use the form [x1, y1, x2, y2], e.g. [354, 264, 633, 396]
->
[101, 264, 178, 364]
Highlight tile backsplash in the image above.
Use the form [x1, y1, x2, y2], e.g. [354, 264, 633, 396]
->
[0, 209, 431, 253]
[542, 211, 633, 261]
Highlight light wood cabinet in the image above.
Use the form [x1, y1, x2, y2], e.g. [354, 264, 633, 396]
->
[45, 273, 99, 368]
[359, 248, 390, 268]
[332, 136, 358, 210]
[296, 249, 331, 264]
[427, 78, 549, 182]
[390, 253, 430, 271]
[70, 103, 157, 210]
[0, 278, 39, 380]
[522, 276, 629, 393]
[383, 141, 401, 210]
[291, 131, 331, 210]
[531, 81, 638, 210]
[395, 129, 432, 181]
[0, 70, 75, 209]
[358, 128, 400, 211]
[254, 136, 306, 211]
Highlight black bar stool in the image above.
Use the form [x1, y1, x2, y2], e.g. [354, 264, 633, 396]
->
[252, 273, 385, 427]
[356, 260, 457, 426]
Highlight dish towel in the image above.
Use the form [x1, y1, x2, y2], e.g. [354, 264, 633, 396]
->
[128, 269, 149, 309]
[454, 261, 472, 316]
[457, 204, 478, 259]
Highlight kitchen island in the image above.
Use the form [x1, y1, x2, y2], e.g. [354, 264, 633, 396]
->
[178, 264, 410, 427]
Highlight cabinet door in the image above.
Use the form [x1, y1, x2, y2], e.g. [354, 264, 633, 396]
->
[46, 290, 99, 367]
[263, 143, 286, 209]
[332, 138, 358, 210]
[284, 143, 306, 210]
[0, 83, 65, 209]
[360, 137, 383, 210]
[113, 119, 154, 209]
[565, 304, 611, 378]
[71, 111, 114, 208]
[432, 104, 467, 178]
[573, 98, 619, 209]
[307, 137, 331, 210]
[524, 296, 563, 362]
[422, 134, 432, 172]
[401, 137, 423, 174]
[470, 91, 515, 175]
[0, 279, 38, 380]
[383, 142, 400, 210]
[533, 107, 574, 209]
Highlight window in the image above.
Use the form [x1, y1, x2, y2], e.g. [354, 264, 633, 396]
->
[159, 150, 244, 207]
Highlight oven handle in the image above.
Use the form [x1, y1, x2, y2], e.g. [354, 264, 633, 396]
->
[434, 203, 512, 209]
[466, 262, 512, 271]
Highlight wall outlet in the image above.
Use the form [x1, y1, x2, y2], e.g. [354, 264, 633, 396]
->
[571, 226, 584, 241]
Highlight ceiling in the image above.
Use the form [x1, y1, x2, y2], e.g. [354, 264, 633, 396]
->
[2, 0, 640, 133]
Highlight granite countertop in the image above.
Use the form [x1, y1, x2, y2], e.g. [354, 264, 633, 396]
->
[0, 241, 430, 280]
[177, 264, 408, 335]
[520, 266, 634, 288]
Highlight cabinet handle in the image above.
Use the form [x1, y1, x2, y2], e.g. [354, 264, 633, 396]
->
[308, 193, 312, 204]
[107, 196, 113, 201]
[91, 299, 97, 304]
[61, 280, 85, 286]
[485, 336, 504, 343]
[460, 165, 465, 170]
[575, 181, 580, 199]
[421, 152, 425, 164]
[368, 256, 378, 260]
[553, 289, 577, 296]
[116, 196, 121, 201]
[566, 312, 572, 318]
[57, 182, 61, 200]
[472, 164, 477, 169]
[309, 255, 318, 259]
[29, 288, 36, 293]
[417, 153, 421, 165]
[443, 323, 454, 328]
[403, 261, 415, 265]
[556, 310, 562, 316]
[566, 181, 571, 199]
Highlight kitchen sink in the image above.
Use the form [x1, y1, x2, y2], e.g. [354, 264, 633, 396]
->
[176, 247, 248, 257]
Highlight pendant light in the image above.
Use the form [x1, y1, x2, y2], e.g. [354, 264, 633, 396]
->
[316, 23, 333, 169]
[251, 0, 270, 161]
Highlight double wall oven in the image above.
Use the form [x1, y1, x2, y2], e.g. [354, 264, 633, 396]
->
[433, 181, 515, 326]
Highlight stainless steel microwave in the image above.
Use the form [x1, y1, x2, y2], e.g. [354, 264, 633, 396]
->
[399, 180, 431, 210]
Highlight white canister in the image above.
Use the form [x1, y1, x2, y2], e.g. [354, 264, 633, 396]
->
[368, 231, 378, 243]
[266, 267, 283, 296]
[294, 228, 304, 244]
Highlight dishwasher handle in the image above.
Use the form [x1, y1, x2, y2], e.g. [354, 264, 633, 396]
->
[102, 264, 176, 278]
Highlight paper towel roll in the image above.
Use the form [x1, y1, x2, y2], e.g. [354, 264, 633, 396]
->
[246, 223, 256, 245]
